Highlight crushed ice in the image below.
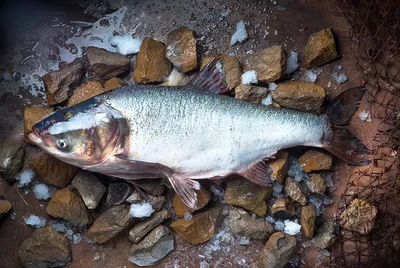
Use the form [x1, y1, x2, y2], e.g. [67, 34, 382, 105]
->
[24, 215, 46, 228]
[284, 51, 299, 74]
[110, 35, 142, 55]
[261, 93, 273, 106]
[283, 219, 301, 235]
[359, 110, 372, 122]
[306, 67, 323, 82]
[16, 169, 35, 188]
[33, 183, 52, 200]
[241, 70, 258, 84]
[129, 202, 154, 218]
[230, 21, 248, 46]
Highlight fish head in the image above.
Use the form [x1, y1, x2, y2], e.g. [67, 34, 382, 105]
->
[29, 99, 127, 167]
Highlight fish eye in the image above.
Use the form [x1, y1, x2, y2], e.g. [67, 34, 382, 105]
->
[56, 139, 68, 150]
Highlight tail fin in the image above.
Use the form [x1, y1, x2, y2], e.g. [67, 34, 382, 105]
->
[323, 86, 371, 165]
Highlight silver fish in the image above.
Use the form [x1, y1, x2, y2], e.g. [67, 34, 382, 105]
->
[29, 58, 369, 208]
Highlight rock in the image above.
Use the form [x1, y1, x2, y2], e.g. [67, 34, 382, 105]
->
[339, 199, 377, 234]
[126, 190, 142, 204]
[147, 194, 166, 212]
[301, 204, 316, 238]
[0, 139, 25, 183]
[284, 177, 307, 205]
[133, 38, 172, 84]
[173, 186, 211, 217]
[227, 208, 274, 239]
[129, 209, 171, 243]
[170, 206, 223, 245]
[268, 152, 289, 184]
[161, 68, 190, 86]
[225, 177, 272, 216]
[235, 84, 269, 104]
[271, 81, 326, 110]
[303, 28, 338, 68]
[298, 150, 332, 172]
[104, 77, 127, 91]
[31, 153, 79, 188]
[129, 225, 174, 266]
[106, 182, 133, 206]
[46, 188, 89, 227]
[85, 46, 130, 80]
[305, 174, 326, 194]
[87, 204, 133, 244]
[42, 59, 85, 104]
[242, 46, 287, 83]
[200, 54, 242, 89]
[67, 81, 104, 106]
[24, 106, 53, 143]
[71, 171, 107, 209]
[271, 198, 296, 220]
[305, 221, 335, 249]
[166, 26, 197, 73]
[259, 232, 297, 268]
[18, 226, 71, 268]
[0, 198, 12, 219]
[134, 180, 165, 196]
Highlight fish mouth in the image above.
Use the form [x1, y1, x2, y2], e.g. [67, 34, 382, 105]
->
[28, 132, 43, 146]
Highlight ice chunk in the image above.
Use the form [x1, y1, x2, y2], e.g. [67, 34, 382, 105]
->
[288, 156, 308, 182]
[230, 21, 248, 46]
[17, 169, 35, 188]
[24, 215, 46, 228]
[110, 35, 142, 55]
[129, 202, 154, 218]
[333, 73, 348, 84]
[266, 216, 275, 223]
[273, 182, 283, 193]
[274, 221, 285, 231]
[261, 93, 273, 106]
[359, 110, 371, 122]
[184, 212, 193, 221]
[283, 219, 301, 235]
[200, 261, 210, 268]
[239, 237, 250, 245]
[306, 67, 323, 82]
[268, 82, 278, 91]
[33, 183, 51, 200]
[241, 70, 258, 84]
[284, 51, 299, 74]
[73, 233, 82, 245]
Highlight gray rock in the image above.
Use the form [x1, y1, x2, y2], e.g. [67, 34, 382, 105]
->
[305, 221, 336, 249]
[147, 194, 166, 212]
[129, 210, 171, 243]
[126, 190, 142, 204]
[0, 139, 25, 183]
[106, 182, 133, 206]
[129, 225, 174, 266]
[72, 171, 107, 209]
[259, 232, 297, 268]
[227, 208, 274, 239]
[135, 180, 165, 196]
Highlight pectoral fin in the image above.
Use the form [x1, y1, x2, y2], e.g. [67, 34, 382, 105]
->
[168, 174, 200, 209]
[239, 160, 274, 187]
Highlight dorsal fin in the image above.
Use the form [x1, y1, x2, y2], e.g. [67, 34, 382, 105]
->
[189, 56, 230, 94]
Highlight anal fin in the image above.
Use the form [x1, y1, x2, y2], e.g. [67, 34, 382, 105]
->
[168, 174, 200, 209]
[239, 160, 274, 187]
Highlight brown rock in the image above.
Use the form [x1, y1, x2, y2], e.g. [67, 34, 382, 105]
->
[298, 150, 332, 172]
[284, 177, 307, 205]
[301, 204, 316, 238]
[18, 226, 71, 268]
[259, 232, 297, 268]
[67, 81, 104, 106]
[173, 186, 211, 217]
[242, 46, 287, 82]
[225, 177, 272, 216]
[235, 84, 268, 104]
[46, 188, 89, 227]
[129, 209, 171, 243]
[170, 206, 223, 245]
[271, 81, 326, 110]
[0, 199, 12, 219]
[0, 139, 25, 183]
[104, 77, 127, 91]
[305, 174, 326, 194]
[87, 204, 133, 244]
[24, 106, 53, 143]
[304, 221, 335, 249]
[201, 54, 242, 89]
[134, 180, 165, 196]
[31, 153, 79, 188]
[339, 199, 377, 234]
[42, 58, 85, 104]
[166, 26, 197, 73]
[268, 152, 289, 184]
[133, 38, 172, 84]
[227, 208, 274, 239]
[303, 28, 338, 68]
[271, 198, 296, 220]
[71, 171, 107, 209]
[85, 47, 130, 80]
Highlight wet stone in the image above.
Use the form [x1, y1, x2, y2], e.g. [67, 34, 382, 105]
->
[0, 198, 13, 219]
[24, 106, 53, 143]
[71, 171, 107, 209]
[166, 26, 197, 73]
[225, 177, 272, 217]
[299, 150, 332, 172]
[67, 80, 104, 106]
[129, 209, 171, 243]
[201, 54, 242, 89]
[85, 46, 131, 80]
[126, 190, 142, 204]
[339, 199, 377, 234]
[31, 153, 79, 188]
[235, 84, 269, 104]
[42, 58, 85, 104]
[18, 226, 71, 268]
[268, 152, 289, 184]
[106, 182, 134, 206]
[301, 204, 317, 238]
[104, 77, 127, 91]
[285, 177, 308, 205]
[305, 174, 327, 194]
[87, 204, 133, 244]
[271, 81, 326, 111]
[271, 198, 296, 220]
[134, 180, 165, 196]
[259, 231, 297, 268]
[46, 188, 89, 227]
[173, 186, 211, 217]
[303, 28, 338, 68]
[170, 206, 223, 245]
[0, 139, 25, 183]
[129, 225, 174, 267]
[227, 208, 274, 239]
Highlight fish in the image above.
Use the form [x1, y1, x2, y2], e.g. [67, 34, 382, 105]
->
[29, 57, 370, 209]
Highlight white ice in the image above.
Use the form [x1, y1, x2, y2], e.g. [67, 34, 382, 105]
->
[110, 35, 142, 55]
[333, 73, 348, 84]
[33, 183, 51, 200]
[129, 202, 154, 218]
[261, 93, 273, 106]
[17, 169, 35, 188]
[24, 215, 46, 228]
[359, 110, 372, 122]
[284, 51, 299, 74]
[163, 68, 188, 86]
[73, 233, 82, 245]
[274, 221, 285, 231]
[230, 21, 248, 46]
[306, 67, 323, 82]
[241, 70, 258, 84]
[283, 219, 301, 235]
[239, 237, 250, 245]
[268, 82, 278, 91]
[184, 212, 193, 221]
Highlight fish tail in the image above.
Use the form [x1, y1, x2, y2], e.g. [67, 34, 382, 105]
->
[322, 86, 371, 165]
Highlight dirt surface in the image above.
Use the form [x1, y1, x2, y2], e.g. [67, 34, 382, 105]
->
[0, 0, 374, 267]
